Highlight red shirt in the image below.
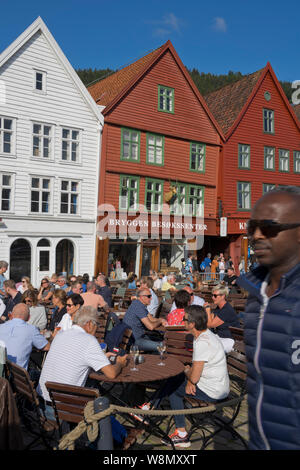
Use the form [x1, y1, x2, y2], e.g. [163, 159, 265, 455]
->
[167, 308, 185, 326]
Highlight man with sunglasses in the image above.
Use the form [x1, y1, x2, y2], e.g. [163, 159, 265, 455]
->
[123, 288, 167, 352]
[236, 186, 300, 450]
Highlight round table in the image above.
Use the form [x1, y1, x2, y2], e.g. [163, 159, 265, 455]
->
[89, 354, 185, 384]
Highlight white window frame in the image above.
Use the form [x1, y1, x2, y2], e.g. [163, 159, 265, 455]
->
[31, 122, 53, 160]
[187, 185, 204, 217]
[0, 172, 15, 213]
[59, 179, 81, 216]
[33, 69, 47, 94]
[279, 149, 290, 172]
[61, 127, 81, 164]
[238, 144, 250, 169]
[264, 146, 275, 170]
[29, 176, 52, 215]
[237, 182, 251, 210]
[0, 116, 16, 157]
[263, 108, 274, 134]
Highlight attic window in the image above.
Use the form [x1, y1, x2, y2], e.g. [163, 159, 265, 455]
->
[34, 70, 46, 93]
[264, 91, 271, 101]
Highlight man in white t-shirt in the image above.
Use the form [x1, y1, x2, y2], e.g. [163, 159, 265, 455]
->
[37, 306, 127, 403]
[161, 304, 229, 448]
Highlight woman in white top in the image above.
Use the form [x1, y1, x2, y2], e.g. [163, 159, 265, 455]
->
[22, 289, 47, 331]
[56, 293, 84, 333]
[18, 276, 34, 294]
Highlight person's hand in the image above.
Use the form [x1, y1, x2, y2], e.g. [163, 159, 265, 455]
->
[116, 354, 128, 368]
[184, 364, 191, 374]
[185, 381, 196, 395]
[161, 318, 168, 326]
[106, 352, 116, 358]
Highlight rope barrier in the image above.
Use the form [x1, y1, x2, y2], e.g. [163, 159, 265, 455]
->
[57, 396, 243, 450]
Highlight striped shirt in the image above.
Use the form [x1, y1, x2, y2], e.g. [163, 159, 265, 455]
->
[37, 325, 110, 401]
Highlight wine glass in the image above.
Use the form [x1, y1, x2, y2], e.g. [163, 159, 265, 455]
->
[157, 341, 166, 366]
[130, 345, 139, 371]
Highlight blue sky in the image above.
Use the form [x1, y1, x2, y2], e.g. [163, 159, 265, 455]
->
[0, 0, 300, 82]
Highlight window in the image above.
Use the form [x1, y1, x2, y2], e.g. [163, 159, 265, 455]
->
[237, 182, 251, 210]
[238, 144, 250, 169]
[62, 128, 80, 162]
[190, 143, 206, 173]
[170, 183, 187, 215]
[146, 134, 164, 166]
[279, 149, 290, 172]
[0, 173, 13, 211]
[32, 123, 52, 158]
[158, 85, 174, 113]
[34, 70, 46, 92]
[145, 179, 163, 212]
[263, 183, 276, 194]
[187, 185, 204, 217]
[119, 175, 139, 211]
[121, 128, 140, 162]
[294, 151, 300, 173]
[263, 108, 274, 133]
[60, 180, 79, 215]
[30, 177, 51, 214]
[264, 146, 275, 170]
[0, 117, 14, 155]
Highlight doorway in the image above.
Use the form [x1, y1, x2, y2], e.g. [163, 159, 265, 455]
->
[56, 239, 74, 276]
[140, 244, 159, 277]
[10, 239, 31, 283]
[36, 238, 51, 285]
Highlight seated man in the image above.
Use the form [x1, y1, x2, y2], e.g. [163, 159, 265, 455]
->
[167, 290, 191, 326]
[67, 280, 83, 296]
[1, 280, 23, 322]
[95, 274, 112, 307]
[223, 267, 238, 292]
[161, 274, 177, 292]
[37, 305, 128, 450]
[157, 305, 229, 448]
[0, 303, 50, 369]
[81, 281, 107, 310]
[139, 276, 159, 317]
[170, 285, 204, 311]
[204, 284, 240, 353]
[122, 288, 167, 352]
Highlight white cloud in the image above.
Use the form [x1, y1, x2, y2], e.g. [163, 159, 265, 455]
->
[148, 13, 183, 38]
[212, 17, 227, 33]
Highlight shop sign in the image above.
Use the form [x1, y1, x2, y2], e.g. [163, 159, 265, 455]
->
[220, 217, 227, 237]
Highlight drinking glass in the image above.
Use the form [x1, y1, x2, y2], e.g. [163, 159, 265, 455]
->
[157, 341, 166, 366]
[130, 345, 139, 371]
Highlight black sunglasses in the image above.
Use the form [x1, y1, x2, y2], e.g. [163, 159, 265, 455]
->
[142, 294, 152, 298]
[247, 219, 300, 238]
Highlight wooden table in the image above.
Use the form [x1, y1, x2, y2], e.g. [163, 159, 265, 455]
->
[89, 354, 185, 384]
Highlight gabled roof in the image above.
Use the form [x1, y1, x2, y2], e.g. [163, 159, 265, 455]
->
[204, 69, 264, 136]
[204, 62, 300, 139]
[0, 17, 103, 124]
[87, 40, 224, 138]
[88, 45, 165, 106]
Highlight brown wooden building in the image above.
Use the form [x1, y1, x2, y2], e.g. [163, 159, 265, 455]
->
[88, 40, 224, 277]
[204, 62, 300, 270]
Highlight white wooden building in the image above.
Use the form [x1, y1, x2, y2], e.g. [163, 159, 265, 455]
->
[0, 17, 103, 286]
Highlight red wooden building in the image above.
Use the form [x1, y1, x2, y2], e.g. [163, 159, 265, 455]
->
[204, 62, 300, 269]
[88, 40, 224, 277]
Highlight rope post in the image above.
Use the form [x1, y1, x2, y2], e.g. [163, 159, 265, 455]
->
[94, 397, 113, 450]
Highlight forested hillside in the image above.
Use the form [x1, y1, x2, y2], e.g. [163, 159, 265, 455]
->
[76, 67, 293, 101]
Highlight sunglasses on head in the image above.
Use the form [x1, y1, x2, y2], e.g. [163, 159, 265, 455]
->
[247, 219, 300, 238]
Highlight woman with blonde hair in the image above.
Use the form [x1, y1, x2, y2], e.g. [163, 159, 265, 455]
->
[17, 276, 34, 294]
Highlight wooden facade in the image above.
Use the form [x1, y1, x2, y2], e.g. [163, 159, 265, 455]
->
[89, 41, 224, 277]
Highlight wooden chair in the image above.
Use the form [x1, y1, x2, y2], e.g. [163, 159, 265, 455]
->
[118, 328, 132, 352]
[183, 341, 248, 449]
[229, 326, 244, 342]
[165, 329, 193, 365]
[45, 382, 100, 437]
[5, 360, 58, 449]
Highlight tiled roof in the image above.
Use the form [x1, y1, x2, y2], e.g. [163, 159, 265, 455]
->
[203, 69, 264, 135]
[87, 44, 165, 106]
[293, 103, 300, 121]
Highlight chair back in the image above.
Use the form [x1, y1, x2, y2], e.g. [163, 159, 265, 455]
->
[229, 326, 244, 342]
[227, 340, 247, 381]
[115, 287, 126, 298]
[95, 314, 108, 343]
[165, 329, 193, 364]
[118, 328, 132, 352]
[45, 382, 99, 425]
[5, 359, 40, 407]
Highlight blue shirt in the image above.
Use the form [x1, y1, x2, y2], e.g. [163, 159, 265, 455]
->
[123, 299, 149, 340]
[0, 273, 6, 299]
[0, 318, 48, 369]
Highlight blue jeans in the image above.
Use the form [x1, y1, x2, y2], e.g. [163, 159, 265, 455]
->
[155, 373, 220, 429]
[135, 336, 160, 352]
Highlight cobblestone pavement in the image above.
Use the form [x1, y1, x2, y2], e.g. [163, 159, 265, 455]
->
[128, 395, 249, 451]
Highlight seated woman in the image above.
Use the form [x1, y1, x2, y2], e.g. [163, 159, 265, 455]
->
[141, 305, 229, 448]
[167, 290, 191, 326]
[49, 289, 67, 331]
[22, 289, 47, 331]
[56, 293, 84, 332]
[204, 284, 240, 353]
[37, 278, 54, 304]
[127, 273, 137, 289]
